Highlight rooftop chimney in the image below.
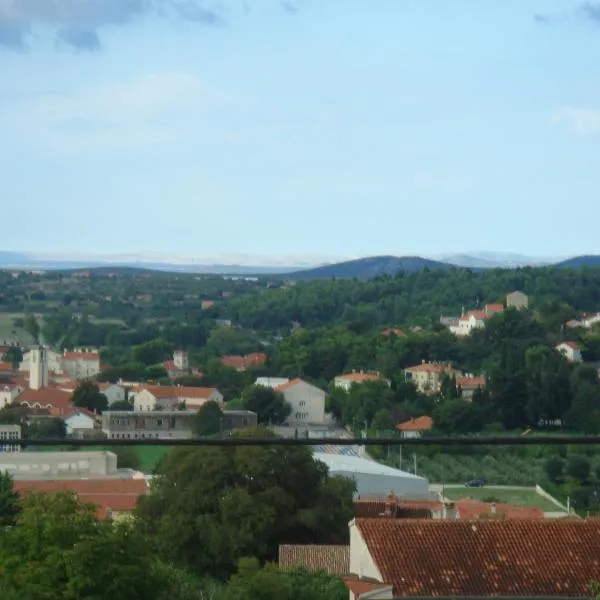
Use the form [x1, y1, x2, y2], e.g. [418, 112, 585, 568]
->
[384, 492, 398, 518]
[442, 501, 457, 520]
[491, 502, 496, 514]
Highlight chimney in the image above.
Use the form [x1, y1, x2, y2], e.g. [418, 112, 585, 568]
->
[491, 502, 496, 514]
[384, 492, 397, 518]
[442, 501, 457, 520]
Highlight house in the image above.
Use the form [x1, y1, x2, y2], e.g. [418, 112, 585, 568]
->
[221, 352, 267, 371]
[555, 341, 583, 363]
[581, 312, 600, 328]
[450, 310, 487, 336]
[201, 300, 215, 310]
[566, 319, 583, 329]
[13, 478, 148, 522]
[0, 383, 24, 408]
[484, 303, 504, 316]
[275, 378, 327, 425]
[348, 519, 600, 597]
[255, 376, 290, 389]
[403, 362, 462, 394]
[333, 372, 390, 392]
[98, 383, 126, 405]
[455, 375, 486, 400]
[131, 385, 223, 411]
[61, 348, 101, 380]
[506, 290, 528, 309]
[62, 408, 97, 437]
[278, 545, 349, 576]
[0, 424, 21, 453]
[163, 350, 189, 379]
[396, 416, 433, 439]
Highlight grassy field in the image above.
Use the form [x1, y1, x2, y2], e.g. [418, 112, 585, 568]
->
[0, 312, 44, 344]
[442, 486, 560, 511]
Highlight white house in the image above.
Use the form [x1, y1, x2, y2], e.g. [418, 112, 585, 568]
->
[0, 383, 24, 408]
[20, 347, 62, 374]
[131, 385, 223, 412]
[450, 310, 487, 336]
[61, 349, 101, 380]
[555, 342, 583, 363]
[274, 378, 327, 425]
[98, 383, 126, 405]
[63, 409, 96, 436]
[333, 372, 390, 393]
[403, 362, 462, 395]
[582, 313, 600, 329]
[506, 290, 529, 309]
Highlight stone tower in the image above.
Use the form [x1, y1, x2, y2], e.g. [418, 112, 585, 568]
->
[29, 345, 48, 390]
[173, 350, 188, 371]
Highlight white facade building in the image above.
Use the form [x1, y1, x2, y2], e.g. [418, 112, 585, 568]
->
[333, 372, 389, 392]
[450, 311, 487, 336]
[173, 350, 189, 370]
[61, 349, 101, 380]
[99, 383, 127, 405]
[0, 451, 118, 479]
[0, 424, 21, 453]
[556, 342, 583, 363]
[275, 378, 327, 425]
[63, 410, 96, 436]
[29, 345, 49, 390]
[0, 383, 24, 408]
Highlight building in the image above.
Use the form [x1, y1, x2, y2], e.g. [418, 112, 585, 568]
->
[98, 383, 126, 405]
[220, 410, 257, 431]
[255, 376, 290, 389]
[313, 452, 430, 499]
[61, 348, 101, 380]
[581, 312, 600, 328]
[506, 290, 528, 309]
[102, 409, 257, 440]
[450, 310, 487, 336]
[275, 378, 328, 425]
[348, 519, 600, 597]
[163, 350, 189, 378]
[63, 408, 97, 437]
[0, 383, 24, 408]
[278, 545, 349, 576]
[13, 478, 148, 521]
[396, 416, 433, 439]
[484, 303, 504, 316]
[333, 372, 390, 392]
[221, 352, 267, 371]
[29, 345, 48, 390]
[20, 346, 62, 375]
[0, 451, 119, 480]
[0, 424, 21, 453]
[555, 341, 583, 363]
[456, 375, 486, 400]
[17, 387, 73, 417]
[131, 385, 223, 411]
[381, 328, 406, 338]
[403, 362, 462, 395]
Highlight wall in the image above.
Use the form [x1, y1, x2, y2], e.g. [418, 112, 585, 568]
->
[65, 412, 95, 435]
[0, 451, 118, 479]
[283, 381, 326, 425]
[102, 385, 126, 405]
[349, 521, 384, 582]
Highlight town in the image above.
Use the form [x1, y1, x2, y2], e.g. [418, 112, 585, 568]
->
[2, 264, 600, 598]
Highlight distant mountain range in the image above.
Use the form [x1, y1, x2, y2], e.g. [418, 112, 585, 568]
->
[0, 250, 599, 277]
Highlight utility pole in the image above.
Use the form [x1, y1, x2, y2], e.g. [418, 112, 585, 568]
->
[413, 453, 417, 475]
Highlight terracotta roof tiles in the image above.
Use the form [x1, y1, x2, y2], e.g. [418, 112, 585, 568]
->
[278, 545, 349, 575]
[355, 518, 600, 597]
[336, 372, 382, 383]
[396, 415, 433, 432]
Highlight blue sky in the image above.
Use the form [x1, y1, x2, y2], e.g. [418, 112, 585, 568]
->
[1, 0, 600, 263]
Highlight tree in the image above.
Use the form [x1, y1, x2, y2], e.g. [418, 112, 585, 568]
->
[241, 385, 290, 425]
[0, 492, 169, 600]
[22, 313, 40, 343]
[25, 417, 66, 440]
[194, 400, 222, 437]
[0, 472, 19, 527]
[544, 456, 564, 484]
[135, 426, 355, 579]
[566, 455, 590, 484]
[433, 399, 485, 435]
[72, 381, 108, 414]
[2, 346, 22, 369]
[111, 400, 133, 411]
[112, 446, 142, 471]
[222, 558, 347, 600]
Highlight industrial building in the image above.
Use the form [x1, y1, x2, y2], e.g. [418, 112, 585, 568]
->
[313, 452, 431, 499]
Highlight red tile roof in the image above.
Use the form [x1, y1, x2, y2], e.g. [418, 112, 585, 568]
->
[274, 377, 305, 392]
[336, 372, 382, 383]
[485, 303, 504, 314]
[455, 498, 544, 521]
[396, 415, 433, 432]
[139, 385, 218, 400]
[221, 352, 267, 370]
[354, 499, 436, 519]
[63, 352, 100, 361]
[355, 518, 600, 596]
[557, 341, 580, 350]
[14, 479, 148, 520]
[460, 310, 488, 322]
[343, 577, 393, 598]
[382, 328, 406, 337]
[456, 375, 486, 389]
[17, 387, 73, 416]
[0, 361, 13, 372]
[404, 362, 455, 374]
[278, 545, 349, 575]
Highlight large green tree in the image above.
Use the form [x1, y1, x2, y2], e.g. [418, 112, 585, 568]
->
[0, 472, 19, 527]
[241, 385, 290, 425]
[194, 400, 223, 436]
[72, 381, 108, 414]
[135, 427, 355, 579]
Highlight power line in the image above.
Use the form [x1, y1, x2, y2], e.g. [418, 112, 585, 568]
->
[8, 435, 600, 447]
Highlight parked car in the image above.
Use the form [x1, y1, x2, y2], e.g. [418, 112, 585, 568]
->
[465, 479, 485, 487]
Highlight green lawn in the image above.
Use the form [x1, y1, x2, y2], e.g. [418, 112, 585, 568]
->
[442, 486, 560, 511]
[0, 312, 44, 345]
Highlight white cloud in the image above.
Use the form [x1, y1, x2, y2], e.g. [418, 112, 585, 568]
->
[553, 107, 600, 136]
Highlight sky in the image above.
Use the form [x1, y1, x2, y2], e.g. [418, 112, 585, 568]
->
[1, 0, 600, 264]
